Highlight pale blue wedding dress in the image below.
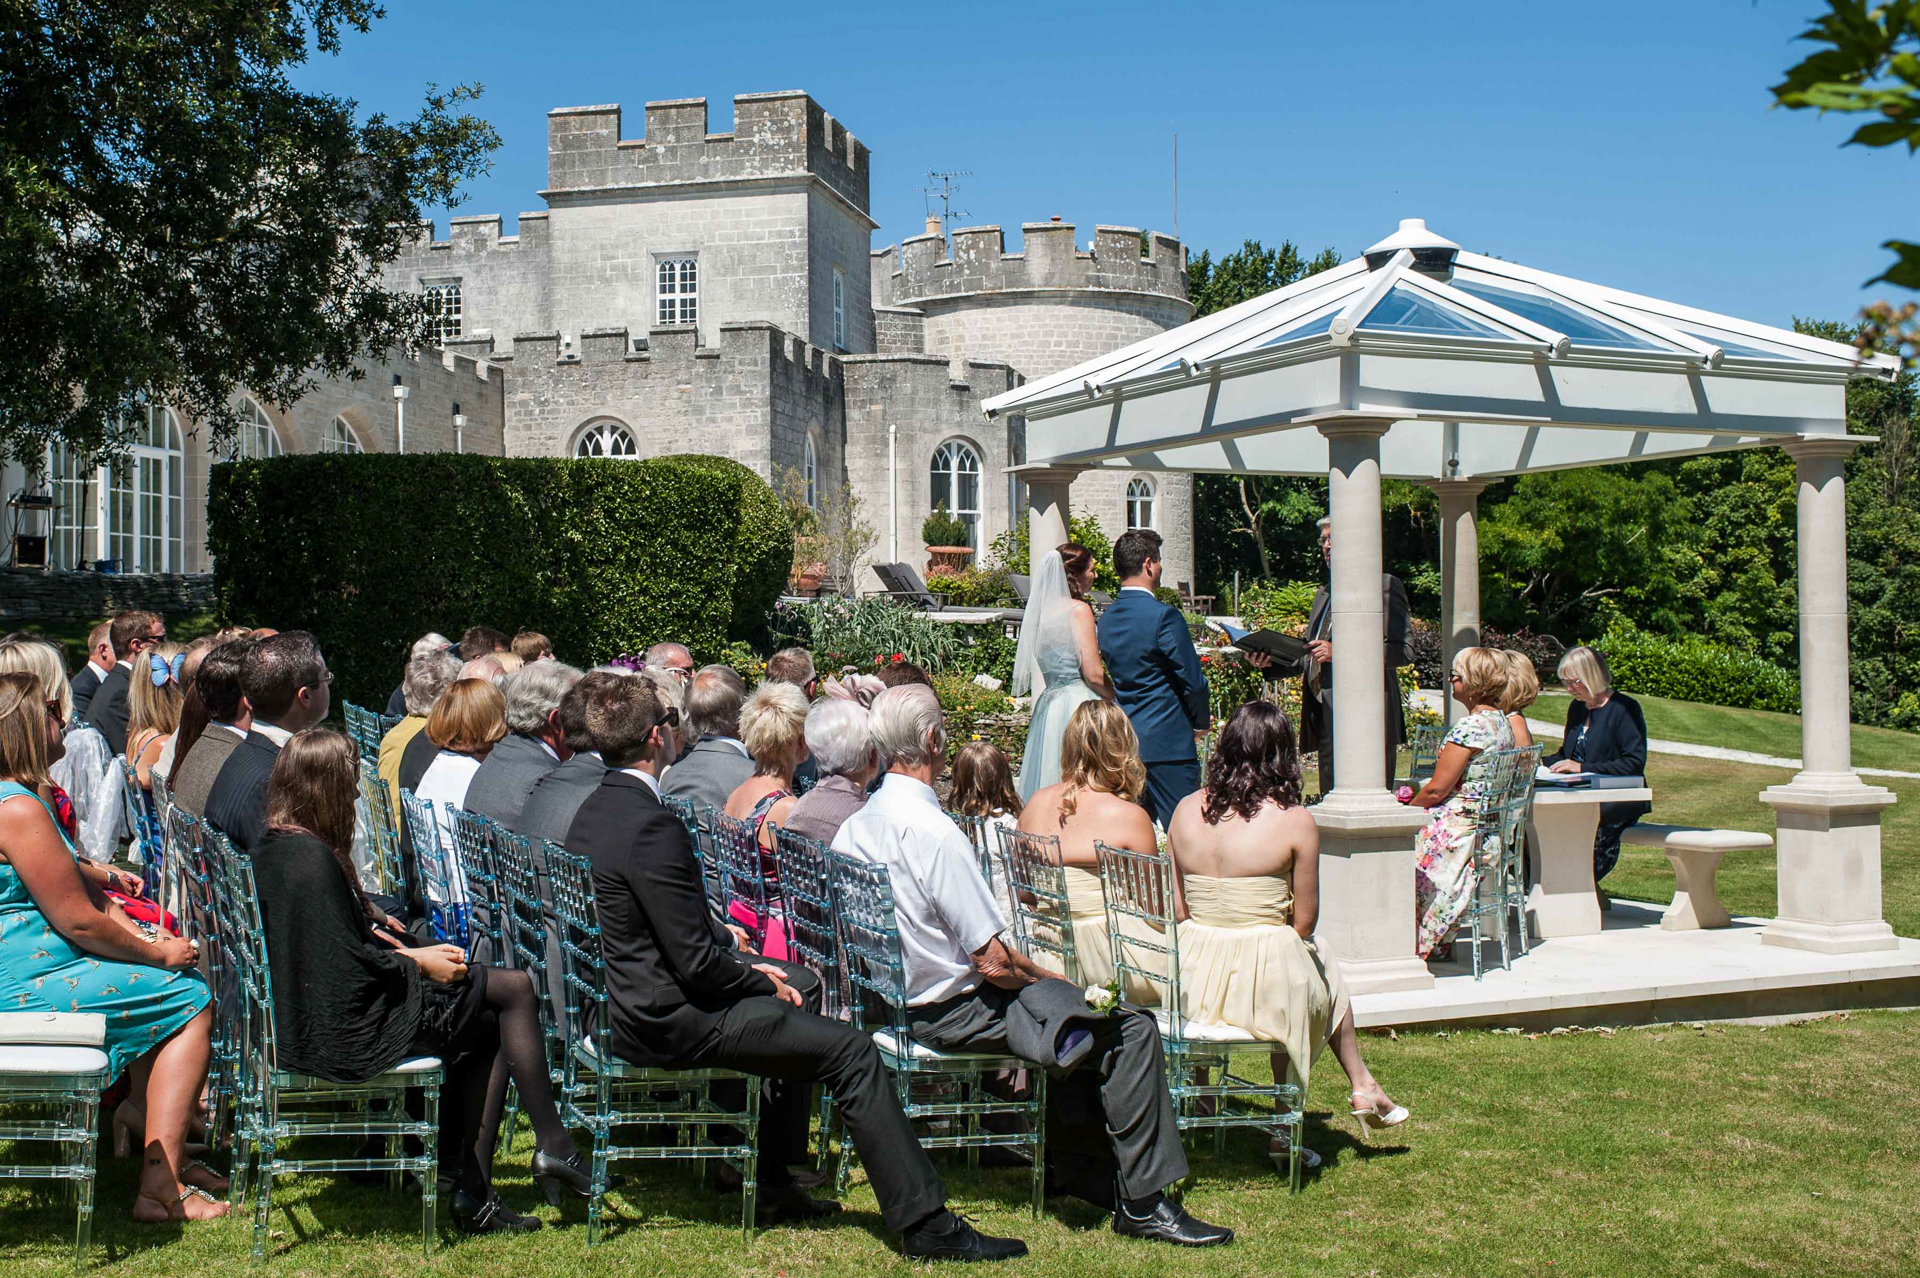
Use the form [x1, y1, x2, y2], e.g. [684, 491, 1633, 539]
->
[1014, 551, 1103, 802]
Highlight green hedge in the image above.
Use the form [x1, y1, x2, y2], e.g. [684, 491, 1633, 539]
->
[1595, 626, 1801, 715]
[208, 453, 791, 706]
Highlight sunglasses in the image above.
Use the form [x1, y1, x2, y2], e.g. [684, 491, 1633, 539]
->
[658, 706, 681, 729]
[148, 652, 187, 687]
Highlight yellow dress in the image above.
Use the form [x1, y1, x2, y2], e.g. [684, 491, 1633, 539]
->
[1026, 866, 1165, 1003]
[1173, 874, 1351, 1091]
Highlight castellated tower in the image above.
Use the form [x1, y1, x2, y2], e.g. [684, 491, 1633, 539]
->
[868, 218, 1196, 588]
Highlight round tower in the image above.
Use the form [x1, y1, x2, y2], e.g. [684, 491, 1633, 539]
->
[870, 218, 1197, 589]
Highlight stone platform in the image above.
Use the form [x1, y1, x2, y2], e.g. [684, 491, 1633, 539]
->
[1351, 899, 1920, 1032]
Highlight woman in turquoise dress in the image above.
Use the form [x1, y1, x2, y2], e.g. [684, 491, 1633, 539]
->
[1013, 544, 1115, 803]
[0, 671, 225, 1224]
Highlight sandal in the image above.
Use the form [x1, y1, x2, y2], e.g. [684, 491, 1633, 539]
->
[134, 1184, 229, 1223]
[1268, 1136, 1322, 1173]
[181, 1159, 230, 1193]
[1350, 1091, 1410, 1142]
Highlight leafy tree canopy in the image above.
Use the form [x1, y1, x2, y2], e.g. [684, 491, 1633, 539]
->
[0, 1, 500, 466]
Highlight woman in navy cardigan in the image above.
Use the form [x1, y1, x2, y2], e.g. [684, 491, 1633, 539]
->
[1542, 646, 1652, 885]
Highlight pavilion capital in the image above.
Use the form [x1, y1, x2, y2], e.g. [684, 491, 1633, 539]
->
[1424, 476, 1492, 500]
[1006, 462, 1091, 484]
[1779, 433, 1868, 462]
[1313, 416, 1396, 441]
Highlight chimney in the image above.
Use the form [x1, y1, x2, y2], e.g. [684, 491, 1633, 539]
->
[1050, 215, 1061, 223]
[925, 212, 942, 237]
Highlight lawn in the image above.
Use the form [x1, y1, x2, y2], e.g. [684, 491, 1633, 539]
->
[1530, 689, 1919, 773]
[4, 1010, 1915, 1276]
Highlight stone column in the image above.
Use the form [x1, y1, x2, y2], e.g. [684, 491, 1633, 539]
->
[1311, 420, 1433, 994]
[1429, 478, 1489, 723]
[1760, 435, 1897, 953]
[1010, 464, 1085, 579]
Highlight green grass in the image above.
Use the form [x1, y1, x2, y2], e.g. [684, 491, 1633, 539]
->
[5, 1011, 1917, 1276]
[1531, 689, 1919, 773]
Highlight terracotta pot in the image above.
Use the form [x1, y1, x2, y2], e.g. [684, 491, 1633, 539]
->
[791, 561, 827, 593]
[926, 546, 974, 575]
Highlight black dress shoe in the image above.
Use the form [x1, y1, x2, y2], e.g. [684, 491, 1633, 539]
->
[757, 1185, 844, 1226]
[1111, 1199, 1233, 1247]
[901, 1210, 1029, 1262]
[530, 1149, 624, 1204]
[712, 1161, 830, 1192]
[450, 1188, 543, 1235]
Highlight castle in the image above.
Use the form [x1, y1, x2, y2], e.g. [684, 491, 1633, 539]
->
[11, 90, 1196, 591]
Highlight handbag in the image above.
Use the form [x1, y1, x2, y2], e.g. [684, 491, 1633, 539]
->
[0, 1011, 108, 1046]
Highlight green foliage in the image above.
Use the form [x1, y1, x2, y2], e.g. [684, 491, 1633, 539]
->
[926, 567, 1020, 608]
[207, 453, 774, 707]
[932, 673, 1029, 762]
[1595, 626, 1801, 716]
[667, 455, 793, 647]
[777, 467, 877, 591]
[1187, 239, 1343, 317]
[0, 3, 501, 465]
[778, 596, 960, 671]
[921, 503, 971, 548]
[986, 508, 1119, 593]
[1239, 580, 1318, 631]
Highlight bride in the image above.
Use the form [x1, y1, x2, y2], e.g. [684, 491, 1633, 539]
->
[1012, 543, 1113, 801]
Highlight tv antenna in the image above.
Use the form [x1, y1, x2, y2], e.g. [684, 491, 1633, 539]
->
[920, 169, 970, 239]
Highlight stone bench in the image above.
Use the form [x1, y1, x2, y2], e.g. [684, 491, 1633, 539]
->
[1620, 823, 1773, 931]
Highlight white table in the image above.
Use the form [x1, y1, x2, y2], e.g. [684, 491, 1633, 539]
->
[1525, 785, 1654, 937]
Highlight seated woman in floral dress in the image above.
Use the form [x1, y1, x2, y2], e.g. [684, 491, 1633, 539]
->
[1411, 648, 1514, 960]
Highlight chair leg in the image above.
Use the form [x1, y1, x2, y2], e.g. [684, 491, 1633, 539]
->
[251, 1140, 274, 1262]
[420, 1080, 440, 1255]
[740, 1085, 760, 1243]
[75, 1092, 98, 1264]
[1028, 1071, 1046, 1219]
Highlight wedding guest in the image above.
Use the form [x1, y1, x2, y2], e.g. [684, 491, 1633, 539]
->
[643, 641, 696, 688]
[460, 655, 507, 685]
[765, 647, 820, 793]
[511, 631, 554, 664]
[465, 661, 581, 829]
[1499, 650, 1541, 749]
[0, 671, 224, 1223]
[203, 632, 332, 853]
[88, 610, 166, 755]
[1166, 701, 1407, 1170]
[661, 666, 753, 810]
[125, 641, 185, 792]
[385, 632, 452, 716]
[383, 650, 462, 803]
[168, 639, 255, 818]
[949, 741, 1024, 914]
[251, 728, 590, 1234]
[781, 698, 879, 845]
[722, 681, 811, 960]
[1410, 648, 1513, 960]
[874, 660, 933, 689]
[153, 636, 225, 783]
[835, 685, 1231, 1248]
[1016, 702, 1163, 1000]
[414, 678, 507, 859]
[71, 620, 115, 719]
[515, 672, 622, 846]
[458, 626, 511, 662]
[1544, 646, 1651, 887]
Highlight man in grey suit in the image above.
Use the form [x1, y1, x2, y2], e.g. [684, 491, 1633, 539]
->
[515, 671, 617, 845]
[465, 660, 582, 829]
[169, 639, 255, 816]
[661, 665, 754, 811]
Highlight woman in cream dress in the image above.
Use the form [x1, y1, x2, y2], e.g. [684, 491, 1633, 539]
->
[1166, 700, 1407, 1163]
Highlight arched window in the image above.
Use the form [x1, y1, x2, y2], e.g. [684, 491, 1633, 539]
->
[226, 397, 284, 461]
[107, 401, 185, 573]
[1126, 476, 1156, 531]
[323, 417, 365, 454]
[804, 434, 818, 509]
[929, 440, 982, 551]
[574, 420, 637, 458]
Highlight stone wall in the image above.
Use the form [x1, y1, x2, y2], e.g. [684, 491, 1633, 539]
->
[873, 222, 1186, 311]
[380, 213, 553, 341]
[1, 568, 216, 632]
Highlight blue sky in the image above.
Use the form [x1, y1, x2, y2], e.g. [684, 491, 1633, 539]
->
[293, 0, 1918, 328]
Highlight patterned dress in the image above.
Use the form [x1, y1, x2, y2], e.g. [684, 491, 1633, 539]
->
[1412, 710, 1514, 959]
[0, 782, 209, 1078]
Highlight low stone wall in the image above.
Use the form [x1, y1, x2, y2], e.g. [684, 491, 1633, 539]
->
[1, 568, 217, 628]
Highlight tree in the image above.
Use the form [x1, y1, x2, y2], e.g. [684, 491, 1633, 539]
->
[0, 2, 500, 467]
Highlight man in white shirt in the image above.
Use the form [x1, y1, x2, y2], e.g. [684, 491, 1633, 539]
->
[832, 686, 1233, 1249]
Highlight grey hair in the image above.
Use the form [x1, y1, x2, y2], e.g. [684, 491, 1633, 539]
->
[645, 641, 692, 668]
[501, 660, 583, 735]
[685, 664, 747, 740]
[460, 656, 506, 685]
[1556, 645, 1613, 697]
[805, 698, 875, 777]
[869, 685, 945, 771]
[589, 664, 642, 678]
[642, 666, 686, 715]
[1315, 516, 1330, 530]
[402, 650, 462, 716]
[411, 632, 452, 662]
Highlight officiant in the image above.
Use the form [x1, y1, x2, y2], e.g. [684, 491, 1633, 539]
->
[1249, 516, 1412, 795]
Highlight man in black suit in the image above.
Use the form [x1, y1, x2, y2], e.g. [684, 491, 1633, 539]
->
[70, 621, 115, 720]
[467, 660, 581, 828]
[203, 632, 331, 852]
[563, 676, 1024, 1262]
[86, 610, 165, 755]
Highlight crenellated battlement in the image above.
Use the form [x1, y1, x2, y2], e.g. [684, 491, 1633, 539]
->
[872, 221, 1187, 309]
[408, 212, 550, 253]
[491, 320, 837, 381]
[543, 92, 868, 214]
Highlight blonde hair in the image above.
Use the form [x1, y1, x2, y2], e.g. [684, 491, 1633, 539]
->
[128, 640, 186, 745]
[1058, 700, 1146, 822]
[740, 680, 810, 772]
[426, 678, 508, 755]
[1556, 645, 1613, 697]
[492, 651, 525, 678]
[1498, 650, 1540, 713]
[0, 639, 72, 726]
[0, 671, 53, 789]
[1451, 646, 1508, 711]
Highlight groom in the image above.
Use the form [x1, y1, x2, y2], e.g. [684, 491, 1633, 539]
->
[1096, 530, 1210, 828]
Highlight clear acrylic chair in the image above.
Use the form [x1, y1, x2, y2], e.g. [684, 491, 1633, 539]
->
[448, 807, 507, 968]
[0, 1025, 110, 1263]
[1407, 723, 1445, 789]
[828, 849, 1046, 1213]
[398, 788, 467, 946]
[709, 809, 778, 954]
[494, 829, 566, 1093]
[544, 841, 761, 1245]
[770, 826, 845, 1170]
[992, 825, 1079, 984]
[945, 811, 994, 881]
[202, 826, 443, 1259]
[1496, 744, 1544, 964]
[663, 795, 726, 909]
[117, 756, 164, 896]
[342, 702, 376, 761]
[166, 806, 239, 1146]
[357, 760, 408, 902]
[1460, 746, 1540, 980]
[1092, 838, 1307, 1192]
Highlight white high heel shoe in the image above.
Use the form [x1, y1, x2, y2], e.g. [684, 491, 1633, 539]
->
[1350, 1092, 1410, 1142]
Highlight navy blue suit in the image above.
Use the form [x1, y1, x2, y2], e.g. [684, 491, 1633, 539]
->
[1096, 588, 1210, 827]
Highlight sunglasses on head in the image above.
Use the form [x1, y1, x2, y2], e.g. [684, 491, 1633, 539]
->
[148, 652, 186, 687]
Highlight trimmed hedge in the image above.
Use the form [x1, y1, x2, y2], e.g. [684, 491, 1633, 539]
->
[207, 453, 792, 706]
[1595, 626, 1801, 715]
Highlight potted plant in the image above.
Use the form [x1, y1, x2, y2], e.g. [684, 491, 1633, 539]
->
[922, 503, 974, 575]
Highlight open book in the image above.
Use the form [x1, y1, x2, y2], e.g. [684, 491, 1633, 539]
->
[1210, 621, 1309, 666]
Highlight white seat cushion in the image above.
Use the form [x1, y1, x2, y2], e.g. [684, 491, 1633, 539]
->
[1149, 1009, 1268, 1046]
[870, 1028, 1010, 1063]
[387, 1056, 443, 1075]
[0, 1044, 111, 1076]
[0, 1011, 106, 1047]
[1621, 823, 1772, 852]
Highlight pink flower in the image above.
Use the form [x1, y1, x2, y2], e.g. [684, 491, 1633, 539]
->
[1395, 785, 1415, 804]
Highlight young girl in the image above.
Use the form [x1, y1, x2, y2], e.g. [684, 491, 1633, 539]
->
[126, 641, 185, 792]
[949, 741, 1022, 913]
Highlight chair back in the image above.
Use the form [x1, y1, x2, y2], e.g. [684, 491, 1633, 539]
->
[663, 794, 726, 908]
[204, 828, 280, 1103]
[118, 757, 163, 893]
[398, 788, 467, 945]
[342, 702, 380, 763]
[495, 829, 565, 1057]
[1409, 723, 1445, 787]
[1468, 747, 1528, 869]
[1092, 839, 1184, 1029]
[771, 826, 841, 1019]
[357, 760, 408, 901]
[448, 807, 506, 966]
[160, 799, 201, 937]
[710, 809, 774, 949]
[945, 811, 995, 883]
[993, 825, 1077, 981]
[544, 843, 612, 1065]
[1496, 744, 1545, 867]
[826, 850, 912, 1046]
